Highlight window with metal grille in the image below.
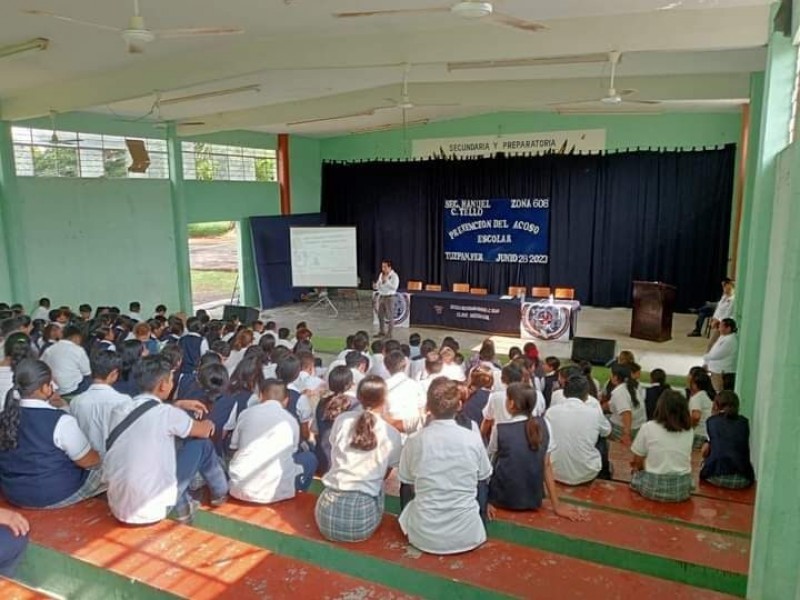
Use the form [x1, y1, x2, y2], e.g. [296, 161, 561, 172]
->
[181, 142, 277, 182]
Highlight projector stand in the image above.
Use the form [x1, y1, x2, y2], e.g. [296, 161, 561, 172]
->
[307, 290, 339, 317]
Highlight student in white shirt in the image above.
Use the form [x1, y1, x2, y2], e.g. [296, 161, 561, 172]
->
[417, 351, 444, 394]
[69, 351, 133, 457]
[384, 350, 425, 422]
[703, 318, 739, 393]
[487, 383, 581, 520]
[546, 375, 612, 485]
[127, 301, 142, 323]
[225, 329, 254, 375]
[604, 365, 646, 445]
[439, 346, 466, 382]
[41, 325, 92, 396]
[345, 351, 369, 387]
[229, 379, 317, 504]
[368, 339, 391, 379]
[30, 298, 50, 323]
[315, 375, 402, 543]
[630, 390, 694, 502]
[687, 369, 714, 448]
[481, 363, 545, 440]
[0, 333, 36, 412]
[103, 355, 228, 525]
[399, 378, 492, 555]
[314, 367, 360, 475]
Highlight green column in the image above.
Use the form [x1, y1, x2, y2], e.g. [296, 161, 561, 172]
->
[166, 123, 193, 313]
[734, 25, 795, 423]
[746, 140, 800, 600]
[0, 121, 30, 306]
[237, 218, 261, 307]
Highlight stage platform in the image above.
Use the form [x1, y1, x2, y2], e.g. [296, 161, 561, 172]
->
[252, 293, 712, 376]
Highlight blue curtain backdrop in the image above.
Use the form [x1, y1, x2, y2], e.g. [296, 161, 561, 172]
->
[321, 146, 735, 311]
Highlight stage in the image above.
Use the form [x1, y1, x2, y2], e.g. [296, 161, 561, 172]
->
[244, 292, 711, 377]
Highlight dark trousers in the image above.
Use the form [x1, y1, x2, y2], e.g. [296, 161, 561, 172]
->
[377, 295, 395, 338]
[293, 451, 317, 491]
[175, 438, 229, 512]
[694, 304, 715, 333]
[0, 527, 28, 578]
[399, 480, 490, 524]
[722, 373, 736, 391]
[596, 436, 612, 480]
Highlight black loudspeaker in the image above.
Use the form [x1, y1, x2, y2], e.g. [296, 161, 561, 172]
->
[571, 336, 617, 366]
[222, 305, 260, 324]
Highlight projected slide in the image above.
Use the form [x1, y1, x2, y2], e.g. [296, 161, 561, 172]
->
[289, 227, 358, 288]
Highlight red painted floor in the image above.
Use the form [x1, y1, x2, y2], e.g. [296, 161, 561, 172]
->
[209, 494, 739, 599]
[0, 578, 53, 600]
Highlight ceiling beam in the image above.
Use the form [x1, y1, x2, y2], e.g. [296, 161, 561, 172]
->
[178, 72, 752, 135]
[0, 5, 769, 121]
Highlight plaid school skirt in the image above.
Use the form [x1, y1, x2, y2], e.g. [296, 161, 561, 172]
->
[609, 421, 640, 442]
[693, 435, 707, 450]
[631, 470, 693, 503]
[704, 473, 752, 490]
[315, 487, 384, 543]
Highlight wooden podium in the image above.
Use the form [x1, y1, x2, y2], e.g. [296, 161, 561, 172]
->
[631, 281, 677, 342]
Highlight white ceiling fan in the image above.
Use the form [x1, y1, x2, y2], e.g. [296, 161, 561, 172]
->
[22, 0, 244, 54]
[334, 1, 546, 34]
[550, 51, 662, 113]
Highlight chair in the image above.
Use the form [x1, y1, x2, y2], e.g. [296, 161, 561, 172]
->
[424, 284, 442, 292]
[507, 286, 527, 297]
[554, 287, 575, 300]
[452, 283, 470, 293]
[470, 287, 488, 296]
[407, 280, 423, 291]
[531, 286, 551, 298]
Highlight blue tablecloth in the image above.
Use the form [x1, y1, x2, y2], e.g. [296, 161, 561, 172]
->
[409, 291, 523, 335]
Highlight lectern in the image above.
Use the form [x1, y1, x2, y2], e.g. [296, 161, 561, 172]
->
[631, 281, 677, 342]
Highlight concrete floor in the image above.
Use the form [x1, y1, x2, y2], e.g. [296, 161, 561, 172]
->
[253, 292, 711, 376]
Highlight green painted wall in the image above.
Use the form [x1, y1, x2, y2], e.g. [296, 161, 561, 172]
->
[290, 135, 323, 215]
[16, 177, 179, 312]
[185, 181, 280, 222]
[320, 111, 743, 161]
[0, 205, 11, 302]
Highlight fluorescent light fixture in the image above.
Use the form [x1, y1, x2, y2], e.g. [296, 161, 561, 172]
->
[0, 37, 49, 60]
[159, 84, 261, 106]
[554, 106, 662, 115]
[448, 53, 610, 71]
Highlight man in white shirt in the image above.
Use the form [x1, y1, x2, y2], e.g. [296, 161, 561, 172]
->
[703, 318, 739, 392]
[30, 297, 50, 322]
[69, 350, 133, 457]
[41, 325, 91, 396]
[399, 378, 492, 555]
[103, 355, 228, 525]
[373, 259, 399, 339]
[229, 380, 317, 504]
[546, 375, 612, 485]
[689, 278, 735, 340]
[384, 350, 426, 422]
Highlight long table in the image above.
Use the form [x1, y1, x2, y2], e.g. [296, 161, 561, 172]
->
[409, 291, 523, 336]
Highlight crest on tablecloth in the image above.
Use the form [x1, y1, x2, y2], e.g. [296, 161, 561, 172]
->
[520, 302, 571, 341]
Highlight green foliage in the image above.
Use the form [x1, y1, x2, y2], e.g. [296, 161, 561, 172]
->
[32, 146, 78, 177]
[188, 221, 235, 238]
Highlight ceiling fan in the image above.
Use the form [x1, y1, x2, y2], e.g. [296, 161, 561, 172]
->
[22, 0, 243, 54]
[334, 1, 546, 34]
[47, 111, 85, 145]
[550, 51, 662, 113]
[112, 93, 207, 129]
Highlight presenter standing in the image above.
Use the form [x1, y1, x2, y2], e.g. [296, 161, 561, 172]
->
[374, 259, 399, 339]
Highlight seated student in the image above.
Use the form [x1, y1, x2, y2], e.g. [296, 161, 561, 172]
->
[275, 355, 313, 441]
[645, 368, 670, 421]
[113, 339, 145, 397]
[408, 333, 422, 360]
[368, 339, 391, 379]
[78, 304, 93, 323]
[127, 302, 142, 322]
[210, 339, 232, 365]
[315, 376, 402, 543]
[579, 361, 602, 399]
[604, 365, 646, 445]
[541, 357, 560, 408]
[345, 350, 369, 387]
[90, 326, 117, 354]
[212, 355, 264, 455]
[275, 328, 294, 350]
[688, 369, 714, 448]
[461, 366, 494, 426]
[194, 362, 229, 411]
[546, 375, 612, 485]
[0, 359, 105, 508]
[481, 363, 545, 440]
[487, 383, 579, 520]
[549, 365, 581, 408]
[38, 322, 62, 353]
[418, 351, 444, 393]
[178, 317, 210, 376]
[103, 355, 228, 524]
[31, 297, 50, 322]
[439, 346, 466, 382]
[0, 333, 36, 411]
[295, 350, 325, 392]
[398, 378, 492, 555]
[0, 507, 29, 578]
[314, 367, 359, 475]
[601, 350, 636, 402]
[40, 325, 92, 397]
[384, 350, 425, 422]
[131, 322, 156, 356]
[630, 390, 694, 502]
[226, 328, 254, 375]
[700, 391, 755, 489]
[409, 339, 436, 381]
[70, 351, 133, 457]
[229, 379, 317, 504]
[154, 304, 167, 319]
[176, 352, 224, 401]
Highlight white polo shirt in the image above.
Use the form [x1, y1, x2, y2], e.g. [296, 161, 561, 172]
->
[398, 420, 492, 555]
[608, 383, 647, 430]
[103, 395, 194, 524]
[69, 383, 133, 457]
[18, 399, 91, 461]
[322, 411, 402, 497]
[631, 421, 693, 475]
[704, 333, 738, 374]
[41, 339, 91, 394]
[688, 390, 714, 439]
[440, 363, 466, 382]
[481, 388, 546, 424]
[385, 372, 426, 421]
[31, 307, 49, 322]
[229, 400, 302, 504]
[712, 294, 735, 321]
[0, 366, 14, 412]
[546, 396, 612, 485]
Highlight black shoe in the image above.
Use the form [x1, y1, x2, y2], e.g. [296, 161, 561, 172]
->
[687, 331, 702, 337]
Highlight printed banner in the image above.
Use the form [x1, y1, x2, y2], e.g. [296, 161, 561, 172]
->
[444, 198, 549, 264]
[412, 130, 606, 159]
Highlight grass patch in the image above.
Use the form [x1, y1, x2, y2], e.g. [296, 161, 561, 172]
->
[191, 269, 237, 295]
[188, 221, 234, 238]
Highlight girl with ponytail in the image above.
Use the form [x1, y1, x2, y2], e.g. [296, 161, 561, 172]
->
[314, 366, 357, 475]
[605, 364, 645, 445]
[487, 383, 581, 520]
[314, 375, 402, 543]
[0, 333, 36, 410]
[0, 359, 105, 509]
